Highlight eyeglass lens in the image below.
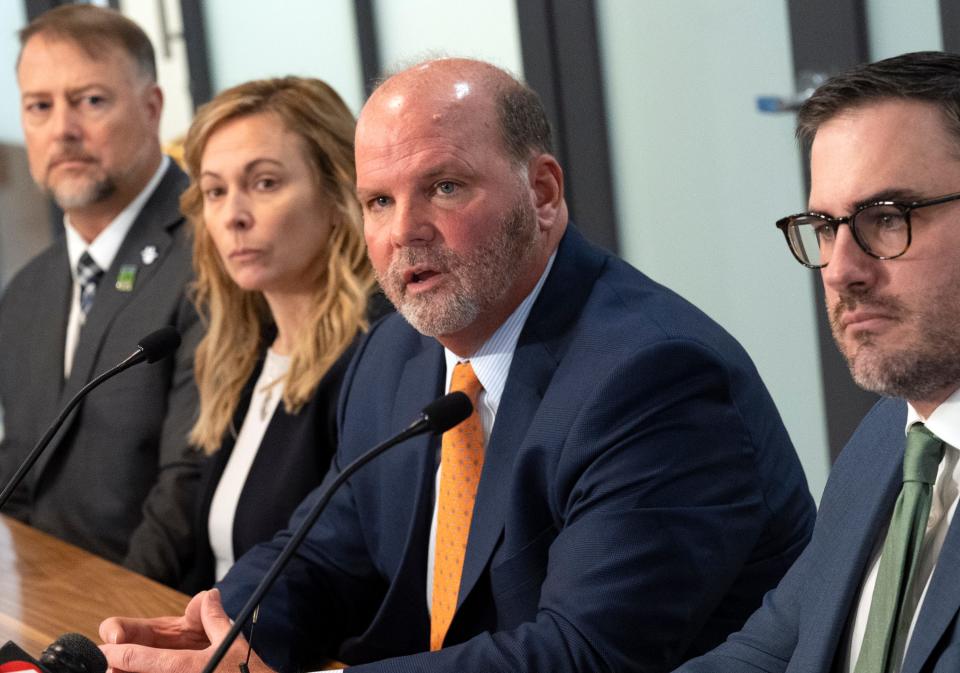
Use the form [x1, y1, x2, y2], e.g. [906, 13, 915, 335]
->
[788, 204, 909, 266]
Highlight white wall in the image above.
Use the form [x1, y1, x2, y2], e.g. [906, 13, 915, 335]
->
[373, 0, 523, 75]
[597, 0, 830, 500]
[119, 0, 196, 143]
[0, 1, 26, 144]
[867, 0, 942, 60]
[202, 0, 366, 115]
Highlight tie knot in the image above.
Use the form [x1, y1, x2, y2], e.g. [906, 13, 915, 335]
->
[903, 423, 944, 484]
[450, 361, 483, 404]
[77, 251, 103, 284]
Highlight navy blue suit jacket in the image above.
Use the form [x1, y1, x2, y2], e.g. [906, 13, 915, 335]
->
[220, 226, 814, 672]
[678, 397, 960, 673]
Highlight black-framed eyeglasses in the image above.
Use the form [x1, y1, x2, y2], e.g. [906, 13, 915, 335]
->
[775, 191, 960, 268]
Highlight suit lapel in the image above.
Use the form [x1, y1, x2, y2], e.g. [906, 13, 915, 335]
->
[386, 336, 445, 547]
[35, 163, 187, 481]
[457, 227, 604, 609]
[809, 454, 901, 666]
[901, 466, 960, 672]
[457, 336, 556, 607]
[61, 218, 173, 395]
[35, 245, 72, 401]
[383, 337, 445, 635]
[390, 337, 446, 437]
[61, 164, 186, 403]
[792, 402, 906, 669]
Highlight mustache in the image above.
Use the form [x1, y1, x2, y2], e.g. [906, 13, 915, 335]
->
[391, 246, 452, 270]
[377, 244, 458, 298]
[829, 289, 905, 328]
[47, 149, 97, 169]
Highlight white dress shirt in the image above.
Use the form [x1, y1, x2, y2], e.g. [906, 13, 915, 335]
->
[844, 386, 960, 673]
[63, 156, 169, 377]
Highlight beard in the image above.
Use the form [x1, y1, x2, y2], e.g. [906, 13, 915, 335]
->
[43, 148, 116, 210]
[829, 286, 960, 402]
[377, 195, 539, 338]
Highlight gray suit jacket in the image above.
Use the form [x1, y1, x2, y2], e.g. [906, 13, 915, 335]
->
[0, 161, 203, 585]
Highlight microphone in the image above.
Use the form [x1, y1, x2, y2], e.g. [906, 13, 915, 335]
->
[201, 392, 473, 673]
[132, 326, 181, 365]
[407, 390, 473, 434]
[0, 633, 107, 673]
[0, 327, 182, 511]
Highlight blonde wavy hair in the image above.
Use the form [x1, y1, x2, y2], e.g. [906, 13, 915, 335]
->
[182, 77, 374, 453]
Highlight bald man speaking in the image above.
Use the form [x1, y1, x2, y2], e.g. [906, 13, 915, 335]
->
[100, 58, 814, 673]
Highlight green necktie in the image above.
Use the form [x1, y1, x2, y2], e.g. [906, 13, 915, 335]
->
[854, 423, 945, 673]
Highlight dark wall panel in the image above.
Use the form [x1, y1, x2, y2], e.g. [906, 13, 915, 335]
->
[354, 0, 382, 96]
[787, 0, 879, 461]
[941, 0, 960, 53]
[180, 0, 212, 107]
[516, 0, 618, 253]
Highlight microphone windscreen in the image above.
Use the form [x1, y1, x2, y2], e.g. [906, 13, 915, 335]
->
[138, 326, 181, 363]
[40, 633, 107, 673]
[422, 391, 473, 434]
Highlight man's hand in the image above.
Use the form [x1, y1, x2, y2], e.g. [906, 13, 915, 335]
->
[99, 589, 274, 673]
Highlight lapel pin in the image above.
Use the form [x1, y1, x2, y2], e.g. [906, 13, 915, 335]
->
[115, 264, 138, 292]
[140, 245, 159, 265]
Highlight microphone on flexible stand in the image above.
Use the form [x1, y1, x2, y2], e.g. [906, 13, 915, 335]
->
[0, 327, 182, 511]
[201, 391, 473, 673]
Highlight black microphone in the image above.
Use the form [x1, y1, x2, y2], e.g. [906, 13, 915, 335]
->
[0, 327, 182, 511]
[201, 392, 473, 673]
[132, 326, 181, 364]
[407, 390, 473, 434]
[0, 633, 107, 673]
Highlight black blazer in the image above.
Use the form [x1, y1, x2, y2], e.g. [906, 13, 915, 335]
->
[181, 292, 392, 593]
[180, 335, 358, 593]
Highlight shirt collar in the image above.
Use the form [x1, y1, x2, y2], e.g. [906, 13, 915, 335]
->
[444, 251, 557, 415]
[65, 155, 169, 278]
[906, 386, 960, 450]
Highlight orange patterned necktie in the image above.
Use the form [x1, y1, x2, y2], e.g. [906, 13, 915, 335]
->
[430, 361, 485, 651]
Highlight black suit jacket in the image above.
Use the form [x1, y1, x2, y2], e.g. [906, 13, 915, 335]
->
[0, 161, 203, 584]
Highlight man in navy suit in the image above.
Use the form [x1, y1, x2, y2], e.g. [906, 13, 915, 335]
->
[101, 58, 813, 673]
[677, 51, 960, 673]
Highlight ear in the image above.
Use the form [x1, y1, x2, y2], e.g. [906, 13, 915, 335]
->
[142, 83, 164, 128]
[527, 153, 564, 232]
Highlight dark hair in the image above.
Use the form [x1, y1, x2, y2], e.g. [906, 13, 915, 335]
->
[495, 80, 554, 164]
[797, 51, 960, 151]
[18, 4, 157, 81]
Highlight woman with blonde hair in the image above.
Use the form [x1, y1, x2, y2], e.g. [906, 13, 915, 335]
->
[172, 76, 380, 590]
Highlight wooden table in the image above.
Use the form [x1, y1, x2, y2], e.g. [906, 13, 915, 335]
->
[0, 514, 189, 655]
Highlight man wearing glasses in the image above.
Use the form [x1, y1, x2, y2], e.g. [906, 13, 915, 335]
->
[678, 51, 960, 673]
